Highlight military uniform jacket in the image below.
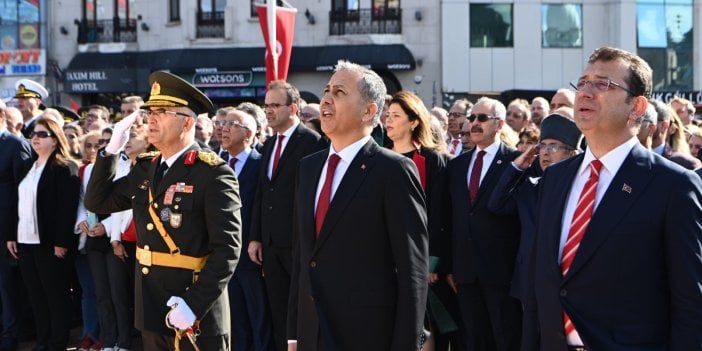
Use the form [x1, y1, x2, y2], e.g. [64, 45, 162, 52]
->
[85, 144, 242, 336]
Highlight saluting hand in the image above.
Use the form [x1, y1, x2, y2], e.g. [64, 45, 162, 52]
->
[513, 144, 539, 171]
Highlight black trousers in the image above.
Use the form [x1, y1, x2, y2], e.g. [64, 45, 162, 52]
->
[261, 245, 292, 351]
[18, 244, 72, 351]
[141, 329, 229, 351]
[456, 282, 522, 351]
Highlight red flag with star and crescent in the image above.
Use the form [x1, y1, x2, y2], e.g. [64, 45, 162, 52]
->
[256, 3, 297, 85]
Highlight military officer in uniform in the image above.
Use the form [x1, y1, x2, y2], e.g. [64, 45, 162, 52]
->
[85, 71, 242, 351]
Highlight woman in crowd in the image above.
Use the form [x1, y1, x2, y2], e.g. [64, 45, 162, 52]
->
[74, 131, 102, 351]
[8, 118, 80, 351]
[385, 91, 459, 351]
[516, 128, 539, 153]
[63, 124, 84, 160]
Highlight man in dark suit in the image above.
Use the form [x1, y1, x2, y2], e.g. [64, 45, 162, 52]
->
[531, 47, 702, 350]
[287, 60, 428, 351]
[248, 80, 325, 351]
[86, 71, 242, 351]
[221, 109, 273, 351]
[0, 100, 32, 351]
[446, 97, 522, 351]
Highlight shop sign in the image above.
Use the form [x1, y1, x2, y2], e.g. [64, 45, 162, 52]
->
[653, 91, 702, 106]
[0, 49, 45, 75]
[64, 69, 141, 93]
[193, 71, 253, 87]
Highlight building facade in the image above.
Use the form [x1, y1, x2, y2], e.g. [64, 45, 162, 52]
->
[36, 0, 440, 116]
[440, 0, 701, 108]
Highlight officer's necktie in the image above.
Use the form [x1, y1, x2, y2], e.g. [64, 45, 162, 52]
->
[153, 162, 169, 190]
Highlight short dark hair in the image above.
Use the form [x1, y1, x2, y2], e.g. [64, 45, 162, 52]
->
[587, 47, 652, 99]
[268, 80, 301, 106]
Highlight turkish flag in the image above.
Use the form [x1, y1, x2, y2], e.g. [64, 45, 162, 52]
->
[256, 4, 297, 85]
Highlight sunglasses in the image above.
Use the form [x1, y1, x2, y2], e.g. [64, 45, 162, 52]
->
[98, 138, 111, 145]
[468, 113, 499, 123]
[30, 131, 52, 139]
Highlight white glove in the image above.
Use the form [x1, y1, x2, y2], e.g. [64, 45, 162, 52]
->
[105, 109, 140, 155]
[166, 296, 196, 330]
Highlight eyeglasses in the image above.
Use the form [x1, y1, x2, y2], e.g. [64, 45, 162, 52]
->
[538, 142, 573, 153]
[448, 112, 467, 118]
[570, 79, 636, 96]
[98, 138, 111, 145]
[468, 113, 499, 123]
[143, 109, 193, 119]
[30, 131, 52, 139]
[220, 121, 250, 130]
[263, 103, 290, 110]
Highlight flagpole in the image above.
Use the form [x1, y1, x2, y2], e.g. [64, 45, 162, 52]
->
[267, 0, 278, 80]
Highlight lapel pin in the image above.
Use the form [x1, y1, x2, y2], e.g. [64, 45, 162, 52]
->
[496, 160, 502, 165]
[361, 164, 366, 170]
[622, 183, 632, 194]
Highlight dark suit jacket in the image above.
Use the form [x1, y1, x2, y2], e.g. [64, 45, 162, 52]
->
[532, 144, 702, 350]
[250, 123, 325, 248]
[288, 140, 429, 351]
[446, 143, 521, 285]
[235, 148, 262, 271]
[0, 130, 32, 242]
[85, 145, 242, 336]
[13, 153, 80, 250]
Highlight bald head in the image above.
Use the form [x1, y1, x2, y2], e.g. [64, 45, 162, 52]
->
[5, 107, 23, 136]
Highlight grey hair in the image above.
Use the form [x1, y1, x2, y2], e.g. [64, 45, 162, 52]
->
[475, 97, 507, 119]
[334, 60, 387, 126]
[235, 102, 266, 128]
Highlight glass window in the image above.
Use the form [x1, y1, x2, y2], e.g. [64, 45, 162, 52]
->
[470, 4, 513, 48]
[1, 0, 44, 50]
[542, 4, 582, 48]
[637, 0, 693, 90]
[170, 0, 180, 22]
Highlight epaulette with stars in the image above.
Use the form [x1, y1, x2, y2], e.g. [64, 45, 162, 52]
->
[136, 151, 160, 162]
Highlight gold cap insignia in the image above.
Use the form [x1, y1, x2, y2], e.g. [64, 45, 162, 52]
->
[17, 85, 27, 94]
[151, 81, 161, 96]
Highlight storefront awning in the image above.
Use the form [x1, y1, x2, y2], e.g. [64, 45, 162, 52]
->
[64, 44, 415, 93]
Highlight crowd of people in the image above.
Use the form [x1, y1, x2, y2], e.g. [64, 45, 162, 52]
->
[0, 45, 700, 351]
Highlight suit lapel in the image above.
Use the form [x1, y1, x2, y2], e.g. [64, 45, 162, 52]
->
[272, 124, 304, 181]
[545, 154, 583, 277]
[239, 149, 261, 180]
[473, 144, 508, 206]
[313, 141, 377, 254]
[153, 145, 199, 197]
[564, 145, 654, 280]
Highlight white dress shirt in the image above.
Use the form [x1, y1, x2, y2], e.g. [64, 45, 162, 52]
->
[465, 140, 501, 188]
[558, 136, 638, 346]
[314, 136, 371, 213]
[17, 161, 46, 244]
[229, 147, 252, 177]
[267, 121, 300, 179]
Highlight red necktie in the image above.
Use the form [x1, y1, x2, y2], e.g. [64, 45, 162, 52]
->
[468, 150, 486, 204]
[315, 154, 341, 238]
[272, 134, 285, 175]
[561, 159, 603, 336]
[450, 139, 460, 155]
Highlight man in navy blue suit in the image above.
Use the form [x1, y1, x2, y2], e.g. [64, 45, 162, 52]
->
[531, 47, 702, 350]
[220, 108, 273, 351]
[0, 100, 32, 351]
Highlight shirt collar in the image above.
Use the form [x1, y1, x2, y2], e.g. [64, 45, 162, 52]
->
[579, 137, 638, 177]
[328, 135, 372, 164]
[476, 139, 501, 156]
[279, 120, 300, 139]
[162, 142, 196, 167]
[232, 147, 252, 163]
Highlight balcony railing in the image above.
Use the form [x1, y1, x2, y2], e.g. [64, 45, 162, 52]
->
[77, 18, 137, 44]
[197, 10, 225, 38]
[329, 8, 402, 35]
